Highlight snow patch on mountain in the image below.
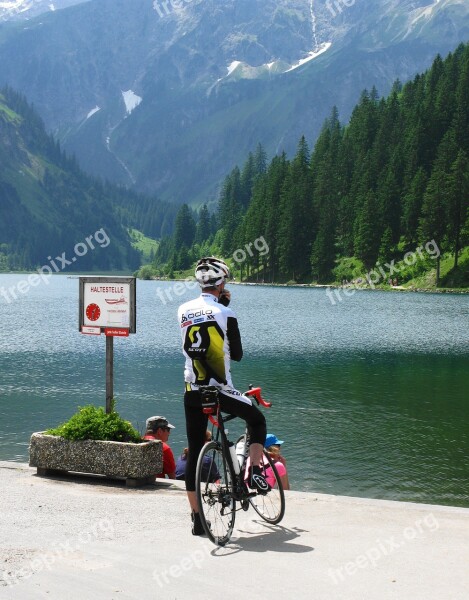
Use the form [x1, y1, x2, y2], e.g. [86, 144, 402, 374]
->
[226, 61, 241, 77]
[213, 41, 332, 89]
[86, 106, 100, 119]
[215, 61, 250, 84]
[286, 42, 332, 73]
[121, 90, 142, 115]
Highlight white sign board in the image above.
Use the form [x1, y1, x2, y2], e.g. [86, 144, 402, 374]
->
[83, 282, 130, 328]
[79, 277, 136, 334]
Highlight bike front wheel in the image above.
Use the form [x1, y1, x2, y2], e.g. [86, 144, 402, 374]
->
[196, 441, 236, 546]
[249, 449, 285, 524]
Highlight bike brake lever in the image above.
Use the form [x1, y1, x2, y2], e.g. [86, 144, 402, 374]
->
[245, 387, 272, 408]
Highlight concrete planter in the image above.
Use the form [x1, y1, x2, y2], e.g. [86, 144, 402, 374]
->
[29, 432, 163, 487]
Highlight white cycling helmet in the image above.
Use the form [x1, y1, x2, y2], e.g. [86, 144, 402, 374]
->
[195, 256, 231, 288]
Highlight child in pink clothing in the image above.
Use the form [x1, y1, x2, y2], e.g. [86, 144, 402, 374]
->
[264, 433, 290, 491]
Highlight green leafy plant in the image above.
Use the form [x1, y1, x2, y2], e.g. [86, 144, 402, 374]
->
[332, 257, 366, 284]
[46, 402, 141, 443]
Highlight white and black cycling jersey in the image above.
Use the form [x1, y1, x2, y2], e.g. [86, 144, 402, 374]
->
[178, 293, 246, 397]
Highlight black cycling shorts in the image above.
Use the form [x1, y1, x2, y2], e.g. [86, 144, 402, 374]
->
[184, 390, 267, 492]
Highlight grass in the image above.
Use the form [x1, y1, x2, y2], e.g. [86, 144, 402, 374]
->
[330, 246, 469, 291]
[128, 229, 159, 262]
[0, 97, 22, 124]
[406, 247, 469, 289]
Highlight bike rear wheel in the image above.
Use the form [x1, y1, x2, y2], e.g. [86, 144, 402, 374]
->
[249, 448, 285, 524]
[196, 441, 236, 546]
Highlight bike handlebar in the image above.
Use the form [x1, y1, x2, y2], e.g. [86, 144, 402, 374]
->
[245, 386, 272, 408]
[207, 385, 272, 428]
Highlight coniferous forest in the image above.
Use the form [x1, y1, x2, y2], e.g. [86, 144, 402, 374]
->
[151, 44, 469, 287]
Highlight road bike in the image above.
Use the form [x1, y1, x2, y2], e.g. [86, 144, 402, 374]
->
[195, 385, 285, 546]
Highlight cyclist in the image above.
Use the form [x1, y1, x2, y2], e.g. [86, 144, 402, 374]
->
[178, 256, 269, 535]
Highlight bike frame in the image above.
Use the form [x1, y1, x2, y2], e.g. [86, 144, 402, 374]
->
[204, 385, 271, 503]
[208, 409, 256, 503]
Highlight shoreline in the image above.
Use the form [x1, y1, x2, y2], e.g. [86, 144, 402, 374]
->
[150, 277, 469, 295]
[229, 281, 469, 294]
[2, 271, 468, 296]
[3, 271, 467, 294]
[2, 460, 469, 511]
[2, 458, 467, 509]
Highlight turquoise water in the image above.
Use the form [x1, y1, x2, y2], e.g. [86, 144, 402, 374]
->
[0, 274, 468, 506]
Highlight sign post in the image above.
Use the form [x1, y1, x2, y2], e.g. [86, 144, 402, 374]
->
[105, 335, 114, 414]
[79, 276, 136, 413]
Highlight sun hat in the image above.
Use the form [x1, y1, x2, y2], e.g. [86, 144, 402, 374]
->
[264, 433, 284, 447]
[145, 416, 175, 430]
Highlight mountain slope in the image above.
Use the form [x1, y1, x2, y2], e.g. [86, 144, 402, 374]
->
[0, 87, 174, 271]
[0, 0, 468, 204]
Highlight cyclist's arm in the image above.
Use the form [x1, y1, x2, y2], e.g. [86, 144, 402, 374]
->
[227, 316, 243, 361]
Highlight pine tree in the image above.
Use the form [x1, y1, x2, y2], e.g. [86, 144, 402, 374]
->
[402, 168, 428, 245]
[243, 175, 267, 279]
[309, 109, 343, 282]
[263, 153, 289, 282]
[311, 214, 336, 282]
[419, 166, 448, 284]
[377, 164, 401, 245]
[254, 142, 267, 175]
[454, 46, 469, 152]
[447, 150, 469, 268]
[278, 137, 312, 280]
[378, 226, 394, 264]
[173, 204, 196, 252]
[195, 204, 211, 245]
[240, 153, 256, 210]
[354, 191, 381, 269]
[218, 167, 242, 255]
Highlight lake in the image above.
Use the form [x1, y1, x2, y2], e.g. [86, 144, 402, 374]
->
[0, 274, 468, 507]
